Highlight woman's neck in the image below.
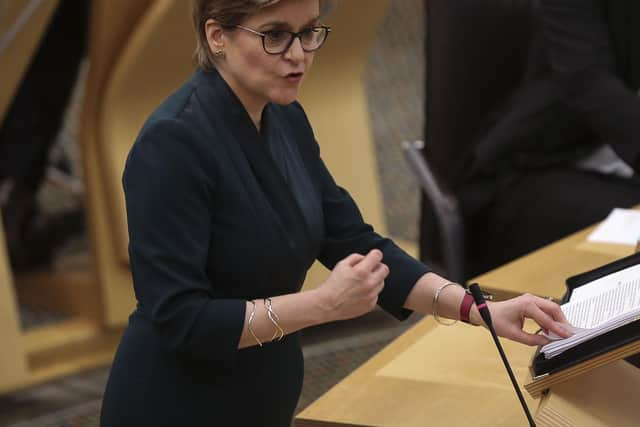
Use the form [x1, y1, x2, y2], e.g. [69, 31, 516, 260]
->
[239, 95, 264, 130]
[249, 109, 263, 131]
[217, 68, 265, 131]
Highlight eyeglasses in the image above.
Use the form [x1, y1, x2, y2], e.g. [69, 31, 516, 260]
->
[232, 24, 331, 55]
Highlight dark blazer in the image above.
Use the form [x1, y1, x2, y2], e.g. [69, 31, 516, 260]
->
[100, 69, 429, 427]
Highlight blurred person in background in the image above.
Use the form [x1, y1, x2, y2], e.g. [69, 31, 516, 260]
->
[0, 0, 88, 270]
[456, 0, 640, 276]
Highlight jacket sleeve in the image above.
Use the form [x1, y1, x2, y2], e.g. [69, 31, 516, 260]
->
[315, 152, 431, 320]
[123, 118, 245, 363]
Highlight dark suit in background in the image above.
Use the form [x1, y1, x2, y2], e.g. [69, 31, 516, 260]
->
[421, 0, 640, 278]
[0, 0, 88, 269]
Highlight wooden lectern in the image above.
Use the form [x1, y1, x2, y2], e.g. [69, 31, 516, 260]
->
[534, 361, 640, 427]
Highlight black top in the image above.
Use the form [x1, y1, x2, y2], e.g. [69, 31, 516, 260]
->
[100, 69, 430, 427]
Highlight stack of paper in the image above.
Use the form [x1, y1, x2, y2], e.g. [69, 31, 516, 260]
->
[541, 264, 640, 359]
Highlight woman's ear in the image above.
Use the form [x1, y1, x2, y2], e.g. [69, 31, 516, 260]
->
[205, 18, 225, 56]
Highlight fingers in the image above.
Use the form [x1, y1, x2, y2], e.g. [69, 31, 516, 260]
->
[509, 329, 550, 346]
[341, 253, 366, 267]
[328, 251, 388, 320]
[524, 298, 573, 339]
[371, 262, 389, 283]
[366, 279, 385, 309]
[354, 249, 383, 273]
[369, 275, 385, 297]
[533, 296, 570, 325]
[340, 250, 387, 298]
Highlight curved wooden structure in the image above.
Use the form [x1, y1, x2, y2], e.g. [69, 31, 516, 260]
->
[0, 218, 28, 392]
[81, 0, 190, 326]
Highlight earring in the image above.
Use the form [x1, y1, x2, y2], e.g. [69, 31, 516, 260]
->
[214, 50, 225, 58]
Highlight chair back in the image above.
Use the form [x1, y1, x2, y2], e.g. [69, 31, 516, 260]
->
[420, 0, 534, 276]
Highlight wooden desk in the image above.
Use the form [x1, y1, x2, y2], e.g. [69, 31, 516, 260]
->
[295, 226, 636, 426]
[472, 225, 634, 301]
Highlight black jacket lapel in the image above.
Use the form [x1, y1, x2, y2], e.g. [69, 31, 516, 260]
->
[195, 70, 314, 264]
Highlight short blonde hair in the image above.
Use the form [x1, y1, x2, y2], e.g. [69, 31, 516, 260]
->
[192, 0, 280, 71]
[191, 0, 334, 70]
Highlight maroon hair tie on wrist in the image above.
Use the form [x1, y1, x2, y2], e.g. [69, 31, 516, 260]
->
[459, 291, 475, 324]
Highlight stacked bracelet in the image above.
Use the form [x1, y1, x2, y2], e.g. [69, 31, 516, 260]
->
[247, 298, 285, 347]
[264, 298, 284, 341]
[247, 300, 263, 347]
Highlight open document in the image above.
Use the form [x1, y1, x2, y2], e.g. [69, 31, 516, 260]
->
[541, 263, 640, 359]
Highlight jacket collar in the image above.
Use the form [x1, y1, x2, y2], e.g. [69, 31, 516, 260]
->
[193, 69, 315, 265]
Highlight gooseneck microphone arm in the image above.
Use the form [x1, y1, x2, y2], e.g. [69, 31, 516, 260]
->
[468, 283, 536, 427]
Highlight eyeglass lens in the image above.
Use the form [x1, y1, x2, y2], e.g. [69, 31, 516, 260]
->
[264, 27, 328, 53]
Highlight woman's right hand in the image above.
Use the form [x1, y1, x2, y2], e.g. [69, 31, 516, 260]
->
[316, 249, 389, 321]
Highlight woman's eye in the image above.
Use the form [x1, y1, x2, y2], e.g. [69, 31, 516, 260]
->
[299, 28, 312, 39]
[265, 31, 288, 42]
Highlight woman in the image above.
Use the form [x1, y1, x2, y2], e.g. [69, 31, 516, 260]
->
[100, 1, 572, 425]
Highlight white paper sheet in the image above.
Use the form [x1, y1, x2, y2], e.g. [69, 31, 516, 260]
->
[587, 208, 640, 246]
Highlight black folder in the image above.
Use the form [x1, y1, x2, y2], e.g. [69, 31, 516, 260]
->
[525, 252, 640, 397]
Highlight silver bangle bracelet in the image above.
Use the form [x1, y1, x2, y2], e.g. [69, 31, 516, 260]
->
[432, 282, 460, 326]
[247, 300, 262, 347]
[264, 297, 284, 341]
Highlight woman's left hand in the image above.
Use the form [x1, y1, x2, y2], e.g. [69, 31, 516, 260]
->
[483, 294, 573, 346]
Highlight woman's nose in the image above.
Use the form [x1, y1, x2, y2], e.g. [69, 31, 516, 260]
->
[284, 36, 305, 62]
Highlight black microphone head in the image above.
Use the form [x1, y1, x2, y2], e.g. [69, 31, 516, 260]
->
[469, 283, 492, 327]
[468, 283, 486, 306]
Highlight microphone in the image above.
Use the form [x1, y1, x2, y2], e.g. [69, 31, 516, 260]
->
[469, 283, 536, 427]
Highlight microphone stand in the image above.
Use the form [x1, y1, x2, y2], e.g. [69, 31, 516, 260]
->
[469, 283, 536, 427]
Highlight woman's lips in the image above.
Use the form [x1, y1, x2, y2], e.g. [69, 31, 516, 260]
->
[285, 72, 304, 84]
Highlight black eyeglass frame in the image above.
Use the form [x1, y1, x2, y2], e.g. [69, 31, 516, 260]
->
[230, 24, 332, 55]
